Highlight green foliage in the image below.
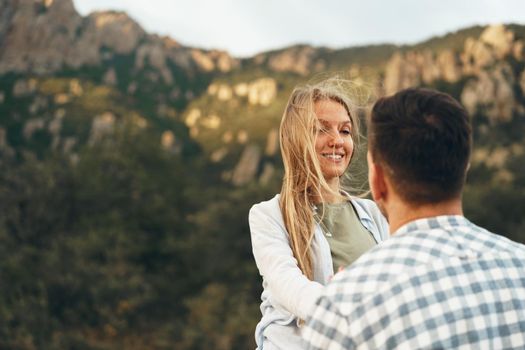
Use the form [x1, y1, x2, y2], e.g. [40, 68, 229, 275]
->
[176, 182, 279, 349]
[0, 130, 187, 348]
[177, 283, 257, 350]
[0, 118, 272, 349]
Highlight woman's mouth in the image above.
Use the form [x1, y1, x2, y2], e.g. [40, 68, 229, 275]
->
[321, 153, 344, 160]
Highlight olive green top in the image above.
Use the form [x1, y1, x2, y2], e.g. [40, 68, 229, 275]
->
[315, 201, 377, 272]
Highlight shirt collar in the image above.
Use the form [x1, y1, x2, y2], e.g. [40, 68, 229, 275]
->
[395, 215, 470, 236]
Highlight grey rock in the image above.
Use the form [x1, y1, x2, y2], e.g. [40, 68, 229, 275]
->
[461, 63, 516, 122]
[265, 128, 279, 156]
[23, 118, 46, 139]
[232, 144, 260, 186]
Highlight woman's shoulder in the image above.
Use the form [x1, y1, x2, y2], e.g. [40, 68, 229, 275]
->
[250, 194, 281, 215]
[350, 197, 380, 213]
[249, 194, 288, 240]
[249, 194, 284, 226]
[348, 196, 389, 240]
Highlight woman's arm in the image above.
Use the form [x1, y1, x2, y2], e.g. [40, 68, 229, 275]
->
[249, 200, 324, 320]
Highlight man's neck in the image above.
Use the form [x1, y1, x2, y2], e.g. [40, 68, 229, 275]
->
[388, 198, 463, 234]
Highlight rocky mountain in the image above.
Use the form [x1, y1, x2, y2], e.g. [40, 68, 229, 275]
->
[0, 0, 238, 75]
[2, 0, 525, 192]
[384, 24, 525, 118]
[1, 2, 525, 349]
[0, 0, 243, 166]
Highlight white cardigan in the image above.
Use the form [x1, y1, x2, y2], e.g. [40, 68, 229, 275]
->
[249, 194, 389, 349]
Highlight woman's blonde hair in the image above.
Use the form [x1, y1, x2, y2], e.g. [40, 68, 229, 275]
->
[279, 77, 362, 280]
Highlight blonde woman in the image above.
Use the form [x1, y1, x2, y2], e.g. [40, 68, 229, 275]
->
[249, 78, 389, 349]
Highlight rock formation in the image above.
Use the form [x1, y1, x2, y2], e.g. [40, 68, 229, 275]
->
[0, 0, 238, 77]
[207, 78, 277, 105]
[231, 144, 260, 186]
[254, 45, 325, 76]
[384, 24, 524, 123]
[383, 25, 525, 95]
[89, 112, 116, 145]
[265, 129, 279, 156]
[383, 49, 461, 94]
[0, 0, 83, 73]
[461, 63, 517, 122]
[247, 78, 277, 106]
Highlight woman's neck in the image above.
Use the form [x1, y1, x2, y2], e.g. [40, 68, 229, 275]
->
[312, 179, 344, 204]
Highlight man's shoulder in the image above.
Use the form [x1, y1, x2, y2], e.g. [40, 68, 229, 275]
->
[461, 220, 525, 255]
[323, 216, 525, 312]
[392, 215, 525, 257]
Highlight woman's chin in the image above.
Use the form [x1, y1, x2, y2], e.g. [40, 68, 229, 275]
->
[321, 164, 349, 180]
[322, 170, 344, 183]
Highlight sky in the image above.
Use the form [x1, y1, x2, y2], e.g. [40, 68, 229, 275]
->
[73, 0, 525, 58]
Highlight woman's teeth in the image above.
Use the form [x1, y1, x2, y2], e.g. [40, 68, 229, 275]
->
[322, 154, 343, 159]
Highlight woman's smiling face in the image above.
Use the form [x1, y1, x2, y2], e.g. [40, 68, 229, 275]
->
[314, 99, 354, 183]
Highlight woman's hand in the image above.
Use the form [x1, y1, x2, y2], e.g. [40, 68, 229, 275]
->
[328, 266, 345, 282]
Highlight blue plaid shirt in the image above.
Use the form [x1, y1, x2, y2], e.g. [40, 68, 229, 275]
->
[303, 215, 525, 349]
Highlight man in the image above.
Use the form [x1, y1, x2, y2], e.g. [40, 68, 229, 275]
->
[302, 88, 525, 349]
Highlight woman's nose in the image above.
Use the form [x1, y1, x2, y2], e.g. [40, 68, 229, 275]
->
[328, 132, 344, 146]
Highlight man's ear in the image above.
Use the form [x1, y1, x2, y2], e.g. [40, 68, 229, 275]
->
[367, 151, 387, 203]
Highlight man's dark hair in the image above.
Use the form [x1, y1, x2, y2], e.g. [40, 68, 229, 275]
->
[369, 87, 472, 204]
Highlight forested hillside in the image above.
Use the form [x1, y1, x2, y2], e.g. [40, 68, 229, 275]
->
[1, 0, 524, 348]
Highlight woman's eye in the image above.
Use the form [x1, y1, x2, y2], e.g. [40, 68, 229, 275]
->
[341, 129, 351, 135]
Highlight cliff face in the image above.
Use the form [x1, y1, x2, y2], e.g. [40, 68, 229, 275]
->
[384, 25, 523, 91]
[0, 0, 83, 73]
[0, 0, 238, 75]
[383, 24, 525, 122]
[250, 45, 328, 76]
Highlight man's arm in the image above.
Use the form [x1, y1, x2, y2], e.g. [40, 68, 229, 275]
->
[302, 296, 354, 350]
